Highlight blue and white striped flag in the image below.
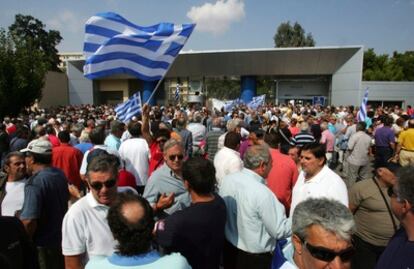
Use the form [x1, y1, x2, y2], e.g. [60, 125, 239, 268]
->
[83, 12, 195, 81]
[358, 88, 369, 122]
[175, 83, 180, 102]
[247, 94, 266, 110]
[224, 98, 242, 112]
[115, 92, 142, 123]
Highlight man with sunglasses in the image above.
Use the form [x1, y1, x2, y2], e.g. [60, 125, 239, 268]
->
[143, 139, 191, 216]
[375, 166, 414, 269]
[272, 198, 356, 269]
[62, 154, 125, 269]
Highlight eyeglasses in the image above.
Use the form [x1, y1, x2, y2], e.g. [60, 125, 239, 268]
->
[89, 179, 117, 191]
[302, 239, 355, 263]
[168, 154, 184, 161]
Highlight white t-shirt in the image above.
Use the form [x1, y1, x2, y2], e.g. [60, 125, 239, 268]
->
[118, 138, 150, 186]
[1, 180, 26, 216]
[290, 165, 348, 216]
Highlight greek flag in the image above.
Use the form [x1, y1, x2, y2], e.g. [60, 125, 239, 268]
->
[175, 83, 180, 102]
[115, 92, 142, 122]
[247, 94, 266, 110]
[358, 88, 369, 122]
[224, 98, 242, 112]
[83, 12, 195, 81]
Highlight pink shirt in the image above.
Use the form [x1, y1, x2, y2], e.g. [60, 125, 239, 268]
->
[266, 148, 299, 215]
[320, 130, 335, 152]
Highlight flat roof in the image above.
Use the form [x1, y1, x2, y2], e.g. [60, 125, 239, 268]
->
[68, 46, 363, 79]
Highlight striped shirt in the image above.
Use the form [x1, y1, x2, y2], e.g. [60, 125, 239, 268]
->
[291, 131, 316, 147]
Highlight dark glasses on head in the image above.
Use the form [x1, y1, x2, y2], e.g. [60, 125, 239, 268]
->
[303, 240, 355, 262]
[168, 154, 184, 161]
[89, 179, 117, 191]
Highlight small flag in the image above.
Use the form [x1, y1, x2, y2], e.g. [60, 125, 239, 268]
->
[175, 83, 180, 102]
[358, 88, 369, 122]
[83, 12, 195, 81]
[115, 92, 142, 122]
[224, 98, 241, 112]
[247, 94, 266, 110]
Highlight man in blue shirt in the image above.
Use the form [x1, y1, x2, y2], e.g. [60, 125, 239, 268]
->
[374, 116, 395, 168]
[20, 139, 69, 269]
[219, 144, 291, 269]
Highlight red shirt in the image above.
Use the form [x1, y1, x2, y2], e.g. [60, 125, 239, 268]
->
[118, 169, 136, 188]
[149, 142, 164, 176]
[48, 134, 61, 147]
[52, 143, 83, 188]
[289, 126, 300, 137]
[266, 148, 299, 215]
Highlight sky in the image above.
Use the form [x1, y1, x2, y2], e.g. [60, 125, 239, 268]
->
[1, 0, 413, 55]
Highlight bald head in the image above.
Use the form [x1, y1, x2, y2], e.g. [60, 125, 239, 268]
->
[121, 201, 145, 224]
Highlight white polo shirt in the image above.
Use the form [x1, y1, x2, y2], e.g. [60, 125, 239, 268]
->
[290, 165, 348, 216]
[62, 192, 116, 258]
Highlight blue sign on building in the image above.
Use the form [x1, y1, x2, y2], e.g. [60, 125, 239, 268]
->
[313, 96, 326, 106]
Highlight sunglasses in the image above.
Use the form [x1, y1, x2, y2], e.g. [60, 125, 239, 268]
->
[89, 179, 117, 191]
[302, 240, 355, 263]
[168, 154, 184, 161]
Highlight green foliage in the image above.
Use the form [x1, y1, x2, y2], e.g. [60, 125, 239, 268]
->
[274, 21, 315, 48]
[205, 77, 240, 100]
[363, 48, 414, 81]
[0, 14, 60, 118]
[9, 14, 62, 72]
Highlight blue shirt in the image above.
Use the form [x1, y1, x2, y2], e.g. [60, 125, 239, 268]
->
[219, 168, 292, 253]
[374, 126, 395, 148]
[104, 134, 121, 151]
[143, 164, 191, 215]
[20, 167, 69, 247]
[75, 142, 93, 154]
[85, 251, 191, 269]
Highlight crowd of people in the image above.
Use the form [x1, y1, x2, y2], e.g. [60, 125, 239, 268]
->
[0, 101, 414, 269]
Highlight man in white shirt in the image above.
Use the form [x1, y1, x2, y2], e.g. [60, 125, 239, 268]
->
[0, 152, 26, 216]
[214, 131, 243, 185]
[290, 143, 348, 216]
[219, 144, 291, 269]
[63, 154, 121, 269]
[118, 121, 150, 193]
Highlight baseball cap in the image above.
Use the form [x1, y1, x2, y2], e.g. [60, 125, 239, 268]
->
[21, 139, 52, 154]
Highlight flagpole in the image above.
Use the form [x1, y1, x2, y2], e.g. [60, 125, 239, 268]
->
[145, 53, 182, 105]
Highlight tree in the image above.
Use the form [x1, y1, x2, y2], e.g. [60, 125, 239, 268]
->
[363, 48, 413, 81]
[9, 14, 62, 72]
[0, 14, 60, 118]
[274, 21, 315, 48]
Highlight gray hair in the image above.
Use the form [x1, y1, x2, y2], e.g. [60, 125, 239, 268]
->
[300, 122, 309, 132]
[292, 198, 355, 241]
[243, 144, 270, 170]
[163, 138, 183, 153]
[397, 166, 414, 207]
[79, 130, 91, 143]
[226, 119, 241, 132]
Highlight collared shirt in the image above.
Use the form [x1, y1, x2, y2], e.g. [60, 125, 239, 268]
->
[347, 131, 372, 166]
[320, 130, 335, 152]
[52, 143, 83, 188]
[266, 149, 298, 214]
[104, 134, 121, 151]
[213, 146, 243, 186]
[398, 128, 414, 150]
[62, 192, 115, 258]
[143, 164, 191, 215]
[219, 168, 291, 253]
[374, 126, 395, 148]
[290, 166, 348, 216]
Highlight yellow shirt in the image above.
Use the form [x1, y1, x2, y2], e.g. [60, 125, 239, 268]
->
[398, 128, 414, 150]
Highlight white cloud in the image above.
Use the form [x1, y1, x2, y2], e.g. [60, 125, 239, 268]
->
[187, 0, 245, 35]
[47, 10, 83, 34]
